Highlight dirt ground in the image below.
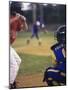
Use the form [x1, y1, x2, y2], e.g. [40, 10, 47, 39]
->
[15, 37, 55, 88]
[16, 73, 46, 88]
[15, 41, 53, 56]
[15, 44, 52, 88]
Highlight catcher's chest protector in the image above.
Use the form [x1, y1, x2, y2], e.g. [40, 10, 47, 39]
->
[51, 43, 65, 62]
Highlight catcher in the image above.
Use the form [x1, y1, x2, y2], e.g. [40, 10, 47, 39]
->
[9, 11, 28, 89]
[43, 25, 66, 86]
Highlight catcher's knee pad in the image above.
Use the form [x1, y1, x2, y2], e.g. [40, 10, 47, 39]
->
[43, 67, 66, 86]
[43, 67, 52, 82]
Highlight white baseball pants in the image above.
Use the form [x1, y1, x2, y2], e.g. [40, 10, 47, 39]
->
[10, 47, 21, 84]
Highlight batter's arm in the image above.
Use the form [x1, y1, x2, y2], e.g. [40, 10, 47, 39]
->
[20, 15, 28, 31]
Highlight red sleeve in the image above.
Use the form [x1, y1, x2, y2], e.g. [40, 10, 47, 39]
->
[17, 19, 22, 31]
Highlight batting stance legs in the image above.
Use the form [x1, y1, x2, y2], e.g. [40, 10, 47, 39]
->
[9, 47, 21, 88]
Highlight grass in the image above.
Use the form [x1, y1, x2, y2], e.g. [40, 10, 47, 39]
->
[18, 53, 53, 75]
[12, 31, 56, 76]
[13, 31, 56, 47]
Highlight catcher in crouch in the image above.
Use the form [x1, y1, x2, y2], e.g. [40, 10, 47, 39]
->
[9, 11, 28, 89]
[43, 25, 66, 86]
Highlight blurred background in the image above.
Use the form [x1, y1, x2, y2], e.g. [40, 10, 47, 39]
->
[9, 1, 66, 31]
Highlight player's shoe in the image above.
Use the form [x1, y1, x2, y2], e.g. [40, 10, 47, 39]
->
[26, 39, 30, 44]
[38, 39, 42, 46]
[9, 81, 16, 89]
[38, 41, 42, 46]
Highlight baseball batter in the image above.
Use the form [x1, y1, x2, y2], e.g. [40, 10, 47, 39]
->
[9, 11, 28, 89]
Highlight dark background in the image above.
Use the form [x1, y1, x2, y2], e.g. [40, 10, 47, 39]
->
[9, 1, 66, 31]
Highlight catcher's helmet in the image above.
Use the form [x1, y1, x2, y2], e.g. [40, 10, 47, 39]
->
[56, 25, 66, 44]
